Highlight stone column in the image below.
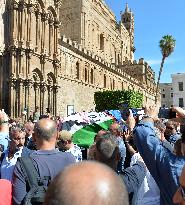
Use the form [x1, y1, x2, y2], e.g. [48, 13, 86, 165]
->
[54, 20, 59, 53]
[17, 76, 24, 117]
[34, 82, 39, 110]
[53, 83, 59, 116]
[47, 84, 51, 110]
[48, 19, 53, 55]
[9, 74, 17, 118]
[24, 76, 33, 117]
[81, 12, 86, 46]
[40, 81, 47, 115]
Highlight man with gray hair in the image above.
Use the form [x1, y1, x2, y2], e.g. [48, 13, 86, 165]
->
[0, 125, 31, 181]
[12, 118, 76, 205]
[94, 133, 146, 195]
[44, 161, 129, 205]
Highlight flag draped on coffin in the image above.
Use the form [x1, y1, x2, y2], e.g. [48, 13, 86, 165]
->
[61, 112, 114, 148]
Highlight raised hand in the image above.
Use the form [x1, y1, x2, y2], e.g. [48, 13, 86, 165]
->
[0, 109, 9, 123]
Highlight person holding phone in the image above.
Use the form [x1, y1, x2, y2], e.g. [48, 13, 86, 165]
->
[133, 105, 185, 205]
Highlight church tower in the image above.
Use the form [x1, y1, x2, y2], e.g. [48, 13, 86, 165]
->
[121, 3, 135, 59]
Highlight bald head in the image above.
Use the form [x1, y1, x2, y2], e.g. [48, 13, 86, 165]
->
[34, 118, 57, 141]
[44, 161, 128, 205]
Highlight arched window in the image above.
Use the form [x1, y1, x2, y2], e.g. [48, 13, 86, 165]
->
[90, 68, 93, 84]
[104, 74, 106, 88]
[100, 33, 104, 50]
[76, 62, 80, 79]
[113, 79, 115, 90]
[85, 68, 88, 82]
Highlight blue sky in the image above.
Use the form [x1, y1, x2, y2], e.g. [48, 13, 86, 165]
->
[105, 0, 185, 83]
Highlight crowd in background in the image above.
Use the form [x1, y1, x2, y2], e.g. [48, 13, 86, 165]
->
[0, 105, 185, 205]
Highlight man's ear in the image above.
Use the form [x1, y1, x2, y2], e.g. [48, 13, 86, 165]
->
[116, 149, 121, 161]
[32, 132, 36, 143]
[94, 148, 98, 160]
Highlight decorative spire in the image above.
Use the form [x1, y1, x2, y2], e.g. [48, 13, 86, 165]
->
[125, 3, 129, 12]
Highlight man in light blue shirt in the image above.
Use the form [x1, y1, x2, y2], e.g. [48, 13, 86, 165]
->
[0, 110, 10, 153]
[133, 105, 185, 205]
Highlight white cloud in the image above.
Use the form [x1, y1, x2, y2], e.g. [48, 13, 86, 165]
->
[146, 59, 161, 65]
[146, 58, 182, 66]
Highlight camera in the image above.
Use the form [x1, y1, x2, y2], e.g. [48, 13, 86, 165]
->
[159, 108, 176, 119]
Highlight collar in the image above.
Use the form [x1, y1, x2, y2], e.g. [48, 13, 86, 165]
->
[33, 149, 59, 155]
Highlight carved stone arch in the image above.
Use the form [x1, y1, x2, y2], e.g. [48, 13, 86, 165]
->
[6, 0, 16, 10]
[36, 0, 45, 9]
[47, 10, 54, 22]
[47, 72, 56, 85]
[32, 68, 43, 112]
[47, 6, 57, 19]
[32, 68, 43, 82]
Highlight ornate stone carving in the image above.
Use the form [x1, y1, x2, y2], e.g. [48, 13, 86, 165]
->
[25, 47, 34, 59]
[24, 76, 33, 88]
[40, 81, 47, 92]
[18, 1, 26, 11]
[41, 11, 48, 22]
[54, 20, 60, 28]
[40, 54, 46, 64]
[16, 47, 24, 57]
[53, 83, 60, 93]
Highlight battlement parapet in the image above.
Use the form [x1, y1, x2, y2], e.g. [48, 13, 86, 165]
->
[59, 35, 156, 88]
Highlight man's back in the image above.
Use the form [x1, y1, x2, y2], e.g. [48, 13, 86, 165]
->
[12, 150, 76, 205]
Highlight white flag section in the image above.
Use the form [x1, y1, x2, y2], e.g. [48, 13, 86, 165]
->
[61, 111, 114, 147]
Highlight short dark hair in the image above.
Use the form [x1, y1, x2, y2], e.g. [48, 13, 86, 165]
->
[9, 124, 26, 139]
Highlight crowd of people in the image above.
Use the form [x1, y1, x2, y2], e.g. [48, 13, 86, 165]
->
[0, 105, 185, 205]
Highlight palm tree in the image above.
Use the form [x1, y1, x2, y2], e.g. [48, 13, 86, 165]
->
[155, 35, 176, 103]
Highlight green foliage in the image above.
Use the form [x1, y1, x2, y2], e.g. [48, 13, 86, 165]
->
[94, 90, 143, 112]
[159, 35, 176, 58]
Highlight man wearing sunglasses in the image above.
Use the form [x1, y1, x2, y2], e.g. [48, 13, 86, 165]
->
[165, 120, 181, 148]
[173, 166, 185, 204]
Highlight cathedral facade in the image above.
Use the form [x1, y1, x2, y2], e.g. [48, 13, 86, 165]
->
[0, 0, 158, 118]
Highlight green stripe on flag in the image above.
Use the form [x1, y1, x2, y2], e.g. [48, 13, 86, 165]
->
[72, 119, 113, 148]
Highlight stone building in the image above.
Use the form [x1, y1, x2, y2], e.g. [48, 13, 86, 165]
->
[172, 73, 185, 108]
[159, 83, 173, 108]
[0, 0, 158, 118]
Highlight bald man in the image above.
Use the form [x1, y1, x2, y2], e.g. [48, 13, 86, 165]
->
[12, 118, 76, 205]
[44, 161, 129, 205]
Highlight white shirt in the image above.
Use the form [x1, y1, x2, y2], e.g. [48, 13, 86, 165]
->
[130, 153, 160, 205]
[66, 144, 82, 162]
[1, 147, 23, 182]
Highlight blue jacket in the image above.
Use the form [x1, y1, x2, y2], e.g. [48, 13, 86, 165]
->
[168, 133, 181, 148]
[133, 121, 185, 205]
